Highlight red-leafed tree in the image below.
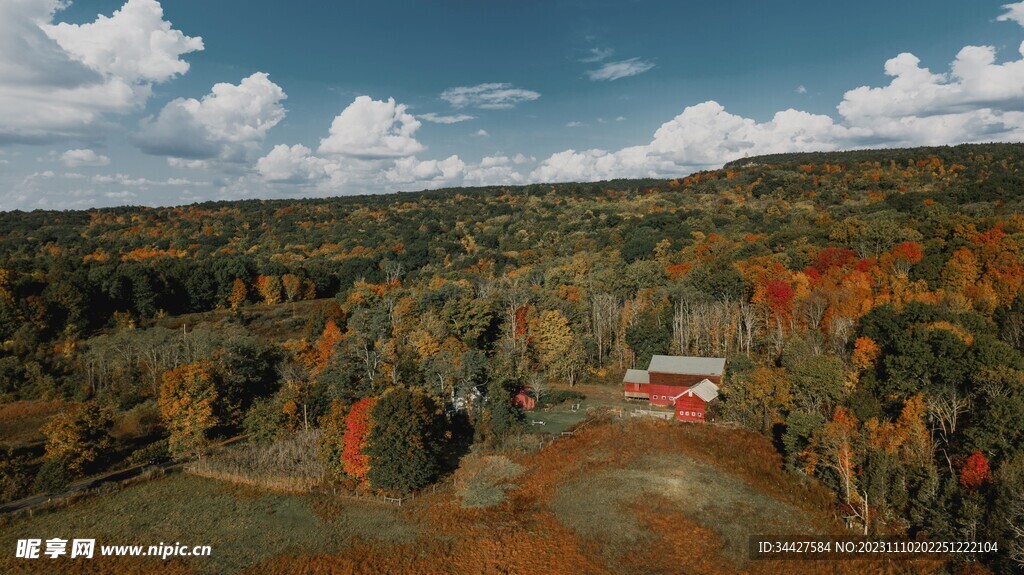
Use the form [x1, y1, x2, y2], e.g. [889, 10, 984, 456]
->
[890, 241, 924, 275]
[812, 247, 857, 274]
[959, 450, 991, 490]
[514, 305, 529, 336]
[764, 278, 795, 316]
[341, 397, 377, 482]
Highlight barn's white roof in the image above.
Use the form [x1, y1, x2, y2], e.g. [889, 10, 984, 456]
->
[623, 369, 650, 384]
[647, 355, 726, 376]
[670, 379, 720, 403]
[688, 379, 720, 402]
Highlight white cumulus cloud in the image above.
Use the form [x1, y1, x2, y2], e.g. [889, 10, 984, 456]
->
[385, 155, 466, 186]
[60, 148, 110, 168]
[318, 96, 424, 158]
[464, 155, 530, 186]
[0, 0, 202, 144]
[42, 0, 204, 84]
[998, 1, 1024, 27]
[133, 72, 287, 165]
[256, 144, 330, 184]
[836, 47, 1024, 145]
[531, 102, 849, 183]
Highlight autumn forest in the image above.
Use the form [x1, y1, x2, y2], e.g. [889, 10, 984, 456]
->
[2, 143, 1024, 573]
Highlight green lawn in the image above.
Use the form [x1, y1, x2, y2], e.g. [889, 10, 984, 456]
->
[523, 384, 646, 435]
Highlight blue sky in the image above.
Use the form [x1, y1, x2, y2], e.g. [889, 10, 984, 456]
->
[2, 0, 1024, 209]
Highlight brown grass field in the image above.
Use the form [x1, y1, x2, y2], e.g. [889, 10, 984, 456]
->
[0, 416, 956, 574]
[0, 400, 74, 450]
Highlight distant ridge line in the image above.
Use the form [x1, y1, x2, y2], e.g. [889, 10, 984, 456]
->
[723, 142, 1024, 169]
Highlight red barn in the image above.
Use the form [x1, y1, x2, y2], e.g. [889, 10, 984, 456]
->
[622, 355, 724, 422]
[671, 379, 719, 422]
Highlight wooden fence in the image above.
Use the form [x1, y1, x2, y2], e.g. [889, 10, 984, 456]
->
[628, 408, 675, 420]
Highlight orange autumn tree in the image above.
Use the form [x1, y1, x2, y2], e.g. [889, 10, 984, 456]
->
[255, 275, 282, 305]
[159, 361, 219, 457]
[303, 319, 343, 376]
[943, 247, 981, 295]
[281, 273, 303, 302]
[806, 407, 867, 531]
[863, 394, 932, 475]
[852, 336, 881, 373]
[41, 402, 114, 475]
[228, 278, 248, 310]
[341, 397, 377, 482]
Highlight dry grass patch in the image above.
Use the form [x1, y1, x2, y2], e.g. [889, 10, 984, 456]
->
[186, 431, 325, 492]
[0, 399, 74, 448]
[453, 454, 524, 508]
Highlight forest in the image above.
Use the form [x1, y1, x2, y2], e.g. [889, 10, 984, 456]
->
[1, 142, 1023, 572]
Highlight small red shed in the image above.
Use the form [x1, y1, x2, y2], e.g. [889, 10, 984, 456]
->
[513, 387, 536, 411]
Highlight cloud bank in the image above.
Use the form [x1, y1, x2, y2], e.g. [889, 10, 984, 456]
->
[6, 0, 1024, 208]
[0, 0, 202, 144]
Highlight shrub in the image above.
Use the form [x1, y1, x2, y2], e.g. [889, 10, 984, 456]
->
[113, 400, 162, 440]
[41, 402, 114, 475]
[0, 449, 31, 503]
[456, 455, 523, 508]
[125, 439, 171, 467]
[538, 389, 585, 408]
[159, 361, 218, 457]
[341, 397, 376, 481]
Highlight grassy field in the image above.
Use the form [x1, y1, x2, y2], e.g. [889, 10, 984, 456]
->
[0, 417, 946, 574]
[0, 473, 420, 574]
[148, 298, 332, 342]
[522, 405, 589, 435]
[0, 400, 73, 450]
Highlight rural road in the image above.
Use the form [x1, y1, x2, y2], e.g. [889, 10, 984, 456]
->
[0, 462, 168, 515]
